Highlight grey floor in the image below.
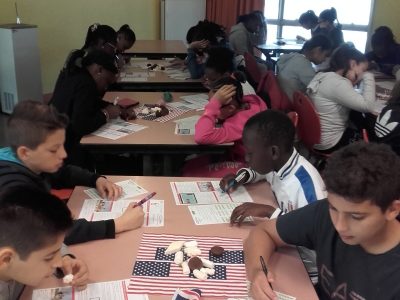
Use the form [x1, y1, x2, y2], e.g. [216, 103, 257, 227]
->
[0, 113, 8, 148]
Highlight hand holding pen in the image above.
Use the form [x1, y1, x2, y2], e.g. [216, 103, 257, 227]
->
[250, 256, 277, 299]
[133, 192, 156, 208]
[219, 171, 249, 193]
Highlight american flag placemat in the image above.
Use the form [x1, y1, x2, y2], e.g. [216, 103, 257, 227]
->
[127, 233, 247, 297]
[134, 105, 190, 123]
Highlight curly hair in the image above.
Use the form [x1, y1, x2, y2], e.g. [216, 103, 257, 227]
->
[323, 142, 400, 211]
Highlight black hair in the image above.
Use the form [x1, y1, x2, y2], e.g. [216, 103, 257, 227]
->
[210, 71, 246, 104]
[388, 81, 400, 105]
[118, 24, 136, 44]
[237, 12, 261, 25]
[243, 110, 295, 153]
[205, 47, 235, 74]
[302, 34, 332, 52]
[0, 187, 73, 260]
[81, 49, 118, 74]
[299, 10, 318, 26]
[319, 7, 339, 23]
[323, 142, 400, 211]
[327, 43, 367, 75]
[7, 100, 69, 152]
[82, 23, 117, 50]
[371, 26, 396, 47]
[188, 20, 226, 46]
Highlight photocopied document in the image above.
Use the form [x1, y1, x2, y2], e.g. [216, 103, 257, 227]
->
[174, 115, 200, 135]
[78, 198, 164, 227]
[91, 119, 147, 140]
[188, 203, 243, 225]
[84, 179, 148, 200]
[32, 279, 149, 300]
[170, 181, 253, 205]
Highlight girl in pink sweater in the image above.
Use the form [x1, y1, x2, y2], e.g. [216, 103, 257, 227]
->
[183, 72, 267, 177]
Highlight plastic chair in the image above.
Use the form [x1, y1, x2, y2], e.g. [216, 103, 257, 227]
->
[257, 71, 292, 111]
[362, 129, 369, 143]
[292, 91, 322, 151]
[286, 111, 299, 128]
[244, 52, 263, 87]
[51, 189, 73, 202]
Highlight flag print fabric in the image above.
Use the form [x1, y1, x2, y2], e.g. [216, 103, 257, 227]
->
[127, 233, 248, 297]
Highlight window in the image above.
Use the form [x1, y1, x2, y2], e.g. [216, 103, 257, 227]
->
[264, 0, 374, 51]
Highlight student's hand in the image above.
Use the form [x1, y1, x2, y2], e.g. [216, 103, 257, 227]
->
[189, 39, 209, 50]
[104, 105, 121, 119]
[61, 256, 89, 291]
[214, 85, 236, 105]
[219, 170, 249, 193]
[251, 269, 277, 300]
[114, 204, 145, 233]
[168, 58, 185, 68]
[231, 203, 276, 226]
[95, 177, 123, 201]
[120, 106, 137, 121]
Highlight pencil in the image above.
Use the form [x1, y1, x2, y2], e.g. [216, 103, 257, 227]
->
[134, 192, 156, 207]
[260, 256, 273, 288]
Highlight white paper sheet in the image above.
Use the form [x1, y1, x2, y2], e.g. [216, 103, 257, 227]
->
[188, 203, 244, 225]
[79, 199, 164, 227]
[84, 180, 148, 200]
[170, 181, 253, 205]
[32, 279, 148, 300]
[91, 119, 147, 140]
[173, 116, 200, 135]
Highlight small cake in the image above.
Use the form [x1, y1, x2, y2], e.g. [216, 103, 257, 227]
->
[210, 245, 224, 257]
[188, 257, 203, 271]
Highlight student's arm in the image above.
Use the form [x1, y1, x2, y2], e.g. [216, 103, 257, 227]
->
[245, 201, 321, 298]
[239, 168, 267, 184]
[332, 72, 376, 113]
[194, 98, 242, 144]
[49, 165, 100, 189]
[64, 219, 115, 245]
[298, 60, 317, 88]
[186, 49, 205, 79]
[69, 83, 107, 136]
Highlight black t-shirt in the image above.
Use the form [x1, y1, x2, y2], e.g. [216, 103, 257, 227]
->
[276, 200, 400, 300]
[375, 103, 400, 156]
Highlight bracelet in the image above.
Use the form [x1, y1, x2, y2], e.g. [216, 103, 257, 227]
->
[270, 208, 283, 219]
[102, 109, 109, 122]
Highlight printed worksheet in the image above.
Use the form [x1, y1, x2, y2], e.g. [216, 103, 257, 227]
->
[78, 199, 164, 227]
[91, 119, 147, 140]
[84, 179, 148, 200]
[32, 279, 148, 300]
[170, 181, 253, 205]
[180, 93, 209, 109]
[173, 115, 200, 135]
[188, 203, 243, 225]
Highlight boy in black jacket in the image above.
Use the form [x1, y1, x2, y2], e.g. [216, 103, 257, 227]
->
[0, 100, 144, 245]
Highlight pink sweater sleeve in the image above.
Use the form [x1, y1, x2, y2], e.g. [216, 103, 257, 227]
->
[194, 97, 244, 144]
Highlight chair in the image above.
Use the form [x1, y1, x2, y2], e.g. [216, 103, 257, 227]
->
[243, 52, 263, 88]
[362, 129, 369, 143]
[257, 71, 292, 111]
[286, 111, 299, 128]
[292, 91, 322, 151]
[51, 188, 73, 202]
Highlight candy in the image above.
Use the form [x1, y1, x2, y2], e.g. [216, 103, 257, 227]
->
[63, 274, 74, 284]
[165, 241, 185, 255]
[174, 251, 184, 265]
[193, 269, 207, 280]
[188, 257, 203, 271]
[210, 245, 224, 257]
[201, 258, 215, 269]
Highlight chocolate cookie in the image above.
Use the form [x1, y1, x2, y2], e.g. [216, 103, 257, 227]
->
[210, 246, 224, 257]
[188, 257, 203, 271]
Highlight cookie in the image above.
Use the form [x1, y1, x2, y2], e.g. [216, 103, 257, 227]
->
[188, 257, 203, 271]
[210, 245, 224, 257]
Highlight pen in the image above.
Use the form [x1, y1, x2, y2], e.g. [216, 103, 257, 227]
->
[260, 256, 273, 288]
[134, 192, 156, 207]
[224, 171, 247, 192]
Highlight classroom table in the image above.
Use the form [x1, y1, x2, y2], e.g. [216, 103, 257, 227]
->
[257, 39, 304, 57]
[114, 59, 205, 92]
[81, 91, 232, 175]
[21, 176, 318, 300]
[125, 40, 187, 59]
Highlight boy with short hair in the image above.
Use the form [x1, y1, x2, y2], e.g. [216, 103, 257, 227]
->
[0, 187, 88, 299]
[220, 110, 326, 224]
[0, 100, 144, 245]
[245, 142, 400, 299]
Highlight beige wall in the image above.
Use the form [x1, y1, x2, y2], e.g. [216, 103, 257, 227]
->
[0, 0, 160, 93]
[372, 0, 400, 39]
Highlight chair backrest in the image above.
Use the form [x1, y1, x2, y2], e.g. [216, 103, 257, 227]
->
[244, 52, 262, 86]
[292, 91, 321, 150]
[286, 111, 299, 128]
[257, 71, 292, 111]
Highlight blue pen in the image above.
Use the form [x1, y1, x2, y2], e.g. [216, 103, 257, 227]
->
[224, 172, 247, 192]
